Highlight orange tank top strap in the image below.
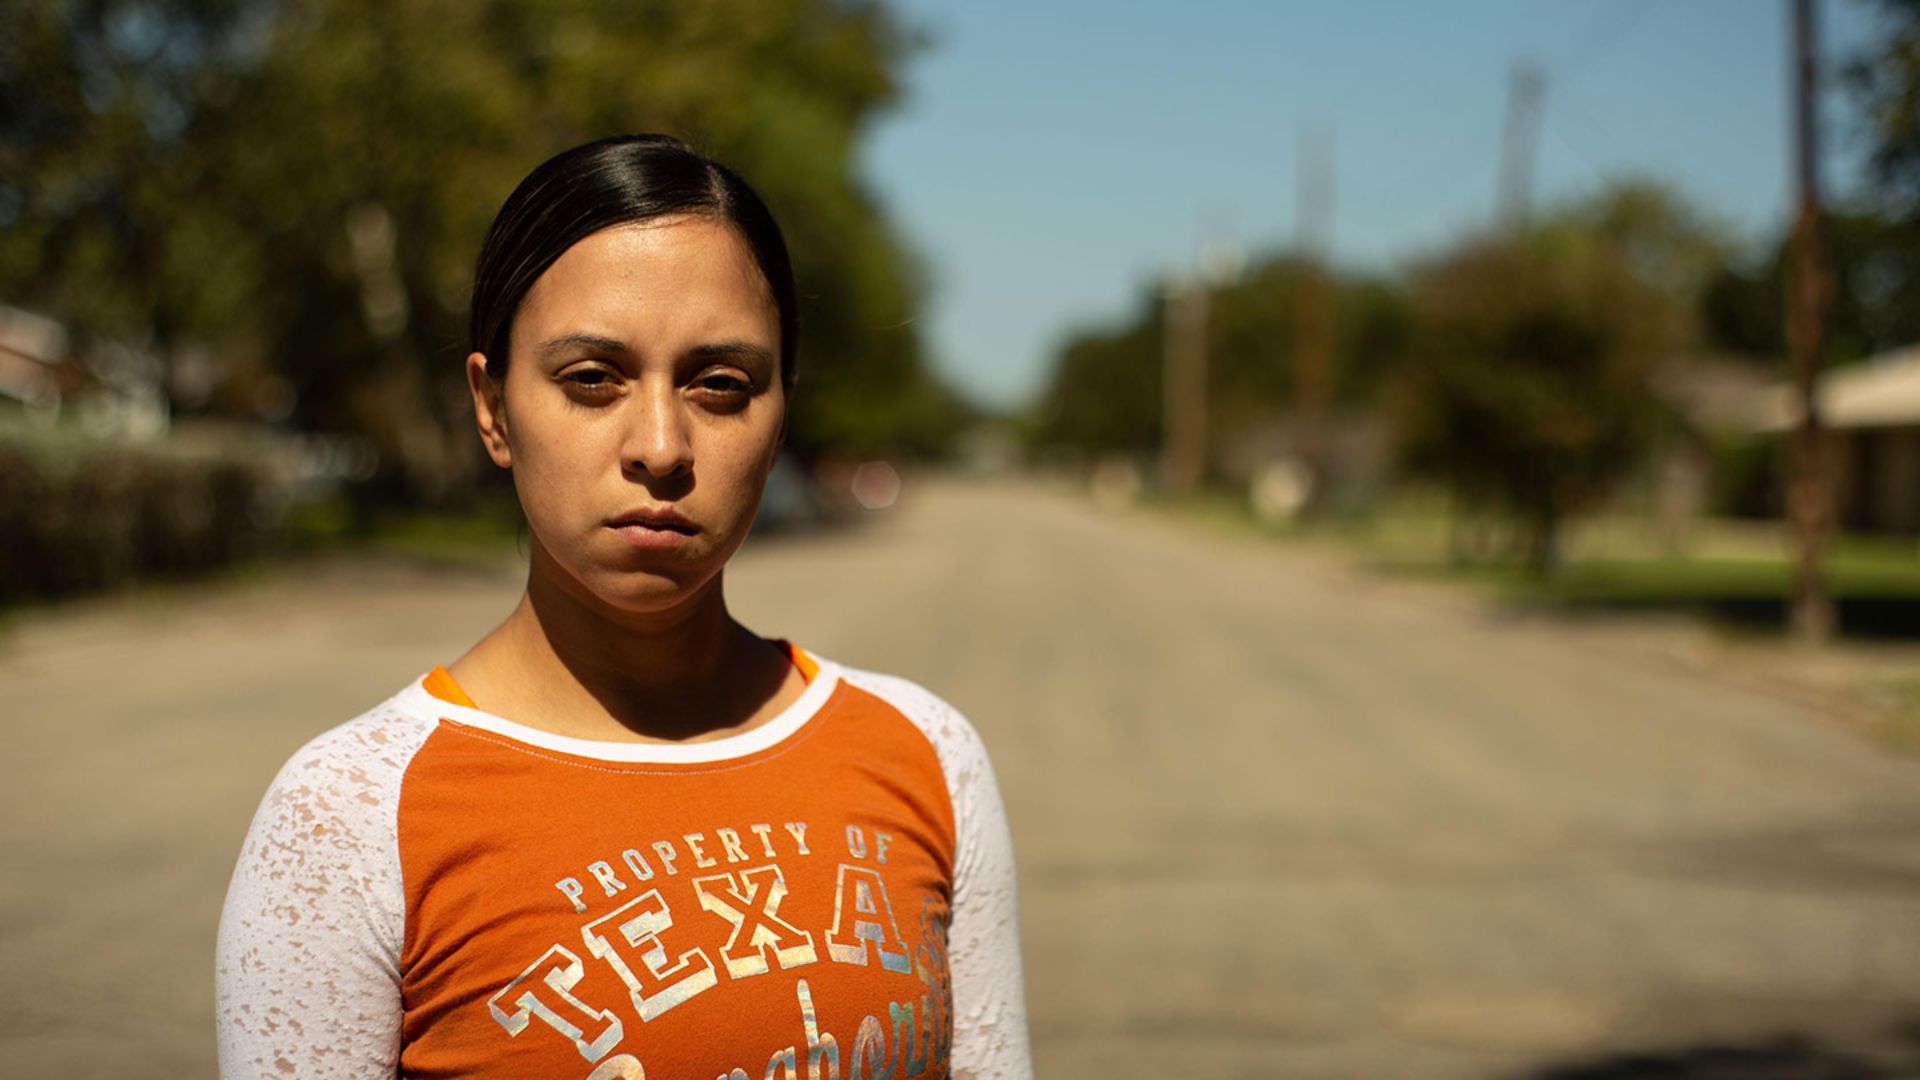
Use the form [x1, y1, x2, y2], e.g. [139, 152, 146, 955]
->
[421, 664, 477, 708]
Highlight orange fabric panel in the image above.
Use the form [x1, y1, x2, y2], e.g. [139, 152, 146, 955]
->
[786, 639, 820, 685]
[395, 677, 955, 1078]
[421, 665, 477, 709]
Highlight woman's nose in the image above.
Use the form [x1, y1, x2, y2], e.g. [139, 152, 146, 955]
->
[623, 378, 693, 478]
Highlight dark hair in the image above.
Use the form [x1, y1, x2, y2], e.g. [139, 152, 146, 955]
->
[468, 135, 799, 389]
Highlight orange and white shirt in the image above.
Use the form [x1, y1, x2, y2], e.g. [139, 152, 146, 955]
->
[215, 644, 1030, 1079]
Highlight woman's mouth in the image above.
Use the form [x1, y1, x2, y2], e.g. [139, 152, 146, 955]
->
[607, 508, 699, 549]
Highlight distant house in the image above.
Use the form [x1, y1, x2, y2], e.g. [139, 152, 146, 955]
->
[1762, 346, 1920, 535]
[0, 303, 69, 419]
[0, 303, 173, 439]
[1647, 355, 1778, 548]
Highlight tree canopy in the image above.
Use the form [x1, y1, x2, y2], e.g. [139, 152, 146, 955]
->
[1, 0, 965, 506]
[1028, 180, 1723, 570]
[1846, 0, 1920, 220]
[1699, 0, 1920, 367]
[1028, 256, 1412, 466]
[1392, 227, 1681, 571]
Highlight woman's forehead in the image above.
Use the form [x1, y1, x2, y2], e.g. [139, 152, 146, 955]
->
[516, 218, 779, 344]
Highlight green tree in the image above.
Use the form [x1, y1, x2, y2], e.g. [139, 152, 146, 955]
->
[1695, 1, 1920, 385]
[1205, 256, 1412, 441]
[1546, 178, 1734, 315]
[0, 0, 266, 371]
[1700, 0, 1920, 367]
[1031, 302, 1164, 457]
[1702, 211, 1920, 363]
[1, 0, 963, 512]
[1393, 228, 1678, 574]
[1845, 0, 1920, 218]
[1029, 256, 1411, 468]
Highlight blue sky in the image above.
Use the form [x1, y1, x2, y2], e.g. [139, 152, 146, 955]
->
[860, 0, 1892, 410]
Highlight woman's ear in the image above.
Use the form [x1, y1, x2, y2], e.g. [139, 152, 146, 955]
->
[466, 351, 512, 469]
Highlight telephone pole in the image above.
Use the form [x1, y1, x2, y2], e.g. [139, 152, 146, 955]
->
[1161, 225, 1242, 496]
[1294, 124, 1337, 503]
[1496, 62, 1547, 230]
[1785, 0, 1836, 642]
[1161, 270, 1211, 496]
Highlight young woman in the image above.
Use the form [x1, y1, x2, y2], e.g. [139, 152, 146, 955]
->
[215, 135, 1031, 1080]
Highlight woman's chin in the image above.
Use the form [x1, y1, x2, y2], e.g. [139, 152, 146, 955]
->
[581, 562, 722, 617]
[528, 530, 736, 618]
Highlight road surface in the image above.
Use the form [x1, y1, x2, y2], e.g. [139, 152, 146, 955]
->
[4, 477, 1919, 1077]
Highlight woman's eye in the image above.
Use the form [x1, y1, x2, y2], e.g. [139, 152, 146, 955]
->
[697, 374, 750, 394]
[564, 369, 618, 391]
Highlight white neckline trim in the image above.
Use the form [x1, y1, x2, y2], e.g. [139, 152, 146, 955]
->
[395, 655, 842, 764]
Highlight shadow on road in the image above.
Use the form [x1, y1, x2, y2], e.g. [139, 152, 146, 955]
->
[1507, 594, 1920, 643]
[1520, 1018, 1920, 1079]
[1698, 597, 1920, 642]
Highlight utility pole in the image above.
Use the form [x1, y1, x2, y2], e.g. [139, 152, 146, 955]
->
[1496, 61, 1547, 230]
[1785, 0, 1836, 642]
[1161, 269, 1211, 496]
[1294, 124, 1336, 504]
[1161, 225, 1241, 496]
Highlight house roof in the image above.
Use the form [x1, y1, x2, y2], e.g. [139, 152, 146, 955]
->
[0, 303, 68, 365]
[1761, 345, 1920, 431]
[1650, 354, 1777, 433]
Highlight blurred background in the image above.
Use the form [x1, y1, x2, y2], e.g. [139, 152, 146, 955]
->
[5, 0, 1920, 1076]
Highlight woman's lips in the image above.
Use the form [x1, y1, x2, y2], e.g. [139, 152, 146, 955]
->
[606, 509, 698, 550]
[608, 521, 695, 550]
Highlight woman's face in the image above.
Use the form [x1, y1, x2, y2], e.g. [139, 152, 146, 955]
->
[467, 215, 787, 616]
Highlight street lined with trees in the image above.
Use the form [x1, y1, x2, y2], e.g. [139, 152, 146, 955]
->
[1029, 0, 1920, 639]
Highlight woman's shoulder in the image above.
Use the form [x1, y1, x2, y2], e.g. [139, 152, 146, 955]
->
[821, 658, 1018, 908]
[249, 674, 445, 822]
[825, 658, 998, 787]
[218, 681, 432, 1060]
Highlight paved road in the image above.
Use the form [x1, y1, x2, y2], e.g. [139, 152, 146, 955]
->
[5, 477, 1920, 1078]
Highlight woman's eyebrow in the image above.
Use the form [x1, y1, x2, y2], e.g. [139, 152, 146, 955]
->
[535, 332, 629, 361]
[688, 340, 775, 364]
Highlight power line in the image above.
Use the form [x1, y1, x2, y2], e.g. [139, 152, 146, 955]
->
[1555, 0, 1658, 82]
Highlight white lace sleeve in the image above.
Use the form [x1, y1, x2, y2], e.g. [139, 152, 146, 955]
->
[840, 669, 1034, 1080]
[215, 706, 435, 1080]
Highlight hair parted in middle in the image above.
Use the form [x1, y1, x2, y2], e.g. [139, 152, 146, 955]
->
[468, 135, 800, 391]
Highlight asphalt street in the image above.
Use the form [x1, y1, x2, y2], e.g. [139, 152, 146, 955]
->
[4, 476, 1919, 1078]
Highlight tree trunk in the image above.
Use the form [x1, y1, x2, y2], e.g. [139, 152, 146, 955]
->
[1524, 507, 1562, 579]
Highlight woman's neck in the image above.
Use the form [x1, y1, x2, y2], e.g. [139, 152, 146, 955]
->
[447, 552, 803, 744]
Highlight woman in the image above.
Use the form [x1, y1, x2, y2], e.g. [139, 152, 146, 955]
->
[215, 135, 1031, 1080]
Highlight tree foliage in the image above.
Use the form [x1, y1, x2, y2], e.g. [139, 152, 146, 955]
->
[1703, 211, 1920, 363]
[1028, 257, 1412, 464]
[1846, 0, 1920, 219]
[1700, 2, 1920, 367]
[1030, 180, 1725, 570]
[1, 0, 961, 507]
[1031, 301, 1164, 456]
[1392, 211, 1694, 573]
